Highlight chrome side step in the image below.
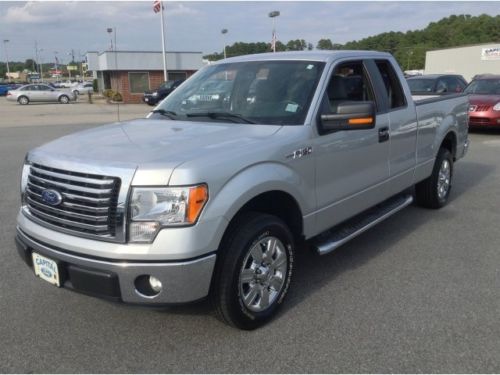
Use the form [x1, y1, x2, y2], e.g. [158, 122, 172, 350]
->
[312, 194, 414, 255]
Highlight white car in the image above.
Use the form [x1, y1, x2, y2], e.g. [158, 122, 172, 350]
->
[72, 83, 94, 96]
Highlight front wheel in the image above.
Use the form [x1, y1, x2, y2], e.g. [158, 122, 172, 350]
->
[211, 212, 295, 330]
[59, 95, 70, 104]
[415, 147, 453, 208]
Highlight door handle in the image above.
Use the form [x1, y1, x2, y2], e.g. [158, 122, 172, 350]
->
[378, 127, 389, 143]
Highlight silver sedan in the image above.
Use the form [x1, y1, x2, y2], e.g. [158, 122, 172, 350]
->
[6, 84, 76, 105]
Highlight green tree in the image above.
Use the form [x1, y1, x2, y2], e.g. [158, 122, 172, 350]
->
[317, 38, 334, 50]
[286, 39, 307, 51]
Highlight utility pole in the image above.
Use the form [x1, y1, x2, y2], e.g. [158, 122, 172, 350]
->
[3, 40, 11, 83]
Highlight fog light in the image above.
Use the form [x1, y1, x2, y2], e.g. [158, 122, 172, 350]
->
[149, 276, 162, 293]
[134, 274, 162, 297]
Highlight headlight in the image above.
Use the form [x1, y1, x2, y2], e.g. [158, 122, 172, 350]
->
[128, 185, 208, 243]
[20, 161, 31, 203]
[493, 102, 500, 111]
[152, 92, 158, 97]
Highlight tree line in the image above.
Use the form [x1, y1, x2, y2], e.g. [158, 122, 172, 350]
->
[205, 14, 500, 70]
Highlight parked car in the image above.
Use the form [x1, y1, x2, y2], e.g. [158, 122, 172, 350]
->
[464, 75, 500, 128]
[0, 84, 10, 96]
[6, 84, 76, 104]
[143, 79, 184, 106]
[15, 51, 469, 329]
[407, 74, 467, 97]
[72, 82, 94, 96]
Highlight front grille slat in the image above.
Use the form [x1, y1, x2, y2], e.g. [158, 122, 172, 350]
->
[30, 165, 115, 187]
[28, 206, 110, 232]
[28, 174, 113, 196]
[27, 197, 109, 222]
[25, 163, 121, 239]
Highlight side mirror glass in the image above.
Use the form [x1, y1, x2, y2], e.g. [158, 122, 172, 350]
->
[320, 101, 376, 132]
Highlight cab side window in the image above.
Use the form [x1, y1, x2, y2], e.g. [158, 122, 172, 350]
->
[326, 61, 375, 113]
[375, 60, 406, 109]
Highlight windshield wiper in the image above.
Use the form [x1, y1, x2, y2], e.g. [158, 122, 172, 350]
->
[151, 109, 178, 120]
[185, 112, 255, 124]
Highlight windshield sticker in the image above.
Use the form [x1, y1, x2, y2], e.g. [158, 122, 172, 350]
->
[306, 64, 314, 70]
[285, 103, 299, 112]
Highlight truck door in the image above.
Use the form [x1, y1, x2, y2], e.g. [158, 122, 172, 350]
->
[313, 59, 391, 234]
[371, 59, 418, 191]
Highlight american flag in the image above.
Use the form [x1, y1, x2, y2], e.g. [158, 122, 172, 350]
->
[153, 0, 161, 13]
[270, 30, 277, 52]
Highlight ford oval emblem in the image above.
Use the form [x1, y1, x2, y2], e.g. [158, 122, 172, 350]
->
[41, 189, 63, 206]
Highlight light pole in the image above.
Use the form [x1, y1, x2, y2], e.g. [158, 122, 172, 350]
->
[39, 49, 44, 82]
[407, 50, 413, 70]
[3, 39, 11, 82]
[107, 28, 114, 51]
[221, 29, 228, 59]
[268, 11, 280, 53]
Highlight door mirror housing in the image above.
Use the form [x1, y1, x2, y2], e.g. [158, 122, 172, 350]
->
[320, 101, 376, 132]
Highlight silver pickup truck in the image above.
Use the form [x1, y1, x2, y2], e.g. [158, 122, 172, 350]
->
[15, 51, 469, 329]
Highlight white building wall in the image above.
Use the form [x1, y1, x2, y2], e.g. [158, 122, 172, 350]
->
[425, 43, 500, 81]
[88, 51, 203, 72]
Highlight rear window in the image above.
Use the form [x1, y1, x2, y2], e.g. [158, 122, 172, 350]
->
[407, 78, 435, 93]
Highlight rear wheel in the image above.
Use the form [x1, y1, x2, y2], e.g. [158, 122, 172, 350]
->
[59, 95, 70, 104]
[18, 96, 29, 105]
[415, 147, 453, 208]
[73, 90, 79, 96]
[211, 212, 295, 330]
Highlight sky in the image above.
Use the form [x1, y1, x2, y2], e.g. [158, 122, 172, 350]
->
[1, 0, 499, 63]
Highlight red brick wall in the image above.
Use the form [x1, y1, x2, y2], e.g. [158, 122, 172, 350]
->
[109, 70, 197, 104]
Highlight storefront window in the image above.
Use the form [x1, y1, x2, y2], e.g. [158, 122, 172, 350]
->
[129, 72, 150, 93]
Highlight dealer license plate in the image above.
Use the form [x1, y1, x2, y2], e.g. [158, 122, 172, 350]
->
[32, 252, 60, 287]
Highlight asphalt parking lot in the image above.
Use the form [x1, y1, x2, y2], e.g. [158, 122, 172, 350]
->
[0, 97, 499, 372]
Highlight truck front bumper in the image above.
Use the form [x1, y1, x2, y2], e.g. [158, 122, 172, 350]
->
[15, 227, 216, 304]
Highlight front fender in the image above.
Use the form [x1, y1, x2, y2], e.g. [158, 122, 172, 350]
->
[201, 162, 315, 243]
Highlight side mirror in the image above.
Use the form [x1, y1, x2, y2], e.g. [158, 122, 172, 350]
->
[320, 101, 376, 132]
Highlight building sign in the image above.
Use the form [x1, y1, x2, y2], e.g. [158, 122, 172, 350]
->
[481, 46, 500, 60]
[67, 65, 78, 71]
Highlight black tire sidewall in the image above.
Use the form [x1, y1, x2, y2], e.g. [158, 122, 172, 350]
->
[216, 214, 295, 329]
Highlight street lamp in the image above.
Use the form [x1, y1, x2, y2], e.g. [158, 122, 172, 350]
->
[3, 39, 10, 83]
[38, 48, 44, 82]
[107, 28, 114, 51]
[221, 29, 228, 59]
[268, 11, 280, 52]
[407, 50, 413, 70]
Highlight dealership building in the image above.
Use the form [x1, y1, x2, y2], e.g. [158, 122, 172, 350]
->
[425, 43, 500, 81]
[86, 50, 204, 103]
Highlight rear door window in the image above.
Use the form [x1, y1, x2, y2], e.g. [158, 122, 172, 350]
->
[375, 60, 406, 109]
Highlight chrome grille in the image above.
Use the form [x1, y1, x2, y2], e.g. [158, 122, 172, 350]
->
[25, 163, 121, 239]
[473, 105, 490, 112]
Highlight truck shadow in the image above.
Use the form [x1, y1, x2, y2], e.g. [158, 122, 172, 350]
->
[152, 160, 494, 321]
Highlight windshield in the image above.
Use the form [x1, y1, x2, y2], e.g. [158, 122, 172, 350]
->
[160, 81, 176, 90]
[153, 60, 325, 125]
[464, 79, 500, 95]
[407, 78, 436, 93]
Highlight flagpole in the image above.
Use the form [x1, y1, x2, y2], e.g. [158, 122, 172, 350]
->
[160, 1, 168, 82]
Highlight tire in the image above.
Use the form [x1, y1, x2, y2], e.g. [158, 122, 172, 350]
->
[59, 95, 70, 104]
[211, 212, 295, 330]
[73, 90, 79, 96]
[18, 96, 29, 105]
[415, 148, 453, 209]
